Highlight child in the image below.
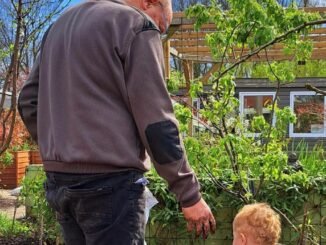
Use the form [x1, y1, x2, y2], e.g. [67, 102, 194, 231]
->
[233, 203, 281, 245]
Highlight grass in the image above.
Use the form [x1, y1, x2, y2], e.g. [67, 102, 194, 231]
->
[0, 212, 30, 237]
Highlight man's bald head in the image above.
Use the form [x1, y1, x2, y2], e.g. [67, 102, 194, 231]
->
[125, 0, 172, 34]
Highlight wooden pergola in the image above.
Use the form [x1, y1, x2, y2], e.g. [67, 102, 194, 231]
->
[162, 7, 326, 83]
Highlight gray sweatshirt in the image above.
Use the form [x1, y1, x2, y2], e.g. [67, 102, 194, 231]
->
[18, 0, 201, 207]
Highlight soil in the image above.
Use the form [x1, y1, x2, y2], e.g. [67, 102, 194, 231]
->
[0, 236, 38, 245]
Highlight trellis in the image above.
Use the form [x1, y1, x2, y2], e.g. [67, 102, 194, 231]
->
[162, 7, 326, 137]
[163, 7, 326, 82]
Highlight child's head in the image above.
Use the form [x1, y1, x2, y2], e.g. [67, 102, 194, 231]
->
[232, 203, 281, 245]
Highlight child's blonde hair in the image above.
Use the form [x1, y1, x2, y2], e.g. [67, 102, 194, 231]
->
[233, 203, 281, 245]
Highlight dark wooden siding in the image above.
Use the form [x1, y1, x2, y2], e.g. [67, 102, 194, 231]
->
[176, 78, 326, 150]
[235, 78, 326, 150]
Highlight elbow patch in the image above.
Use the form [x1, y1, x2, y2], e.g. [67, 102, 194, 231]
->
[145, 120, 183, 165]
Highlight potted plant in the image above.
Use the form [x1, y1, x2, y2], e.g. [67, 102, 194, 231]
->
[0, 148, 30, 189]
[0, 111, 35, 188]
[29, 146, 42, 165]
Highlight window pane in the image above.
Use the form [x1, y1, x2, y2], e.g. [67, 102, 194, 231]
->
[294, 95, 325, 134]
[243, 95, 273, 130]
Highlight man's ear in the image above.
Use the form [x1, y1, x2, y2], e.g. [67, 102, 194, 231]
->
[141, 0, 159, 9]
[240, 233, 247, 245]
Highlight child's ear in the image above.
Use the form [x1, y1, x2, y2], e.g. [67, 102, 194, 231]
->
[240, 233, 247, 245]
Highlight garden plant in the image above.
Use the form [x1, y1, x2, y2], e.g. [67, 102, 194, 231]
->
[147, 0, 326, 244]
[1, 0, 326, 244]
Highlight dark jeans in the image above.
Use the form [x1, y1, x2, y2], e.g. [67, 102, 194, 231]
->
[44, 170, 146, 245]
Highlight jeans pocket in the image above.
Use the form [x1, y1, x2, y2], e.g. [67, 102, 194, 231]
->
[65, 185, 112, 198]
[66, 185, 112, 215]
[69, 186, 113, 234]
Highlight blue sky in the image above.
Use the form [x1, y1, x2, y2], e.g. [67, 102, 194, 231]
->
[70, 0, 82, 6]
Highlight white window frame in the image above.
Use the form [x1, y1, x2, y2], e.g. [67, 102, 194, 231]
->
[289, 91, 326, 138]
[192, 98, 200, 118]
[192, 98, 205, 134]
[239, 92, 276, 137]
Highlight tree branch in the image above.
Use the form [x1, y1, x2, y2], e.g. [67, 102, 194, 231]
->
[305, 84, 326, 96]
[214, 19, 326, 83]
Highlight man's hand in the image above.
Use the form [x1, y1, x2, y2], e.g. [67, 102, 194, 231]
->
[182, 198, 216, 239]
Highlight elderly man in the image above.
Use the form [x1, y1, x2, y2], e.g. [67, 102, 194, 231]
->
[18, 0, 216, 244]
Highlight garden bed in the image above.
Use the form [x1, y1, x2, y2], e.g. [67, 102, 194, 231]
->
[0, 236, 39, 245]
[29, 151, 42, 165]
[0, 151, 30, 189]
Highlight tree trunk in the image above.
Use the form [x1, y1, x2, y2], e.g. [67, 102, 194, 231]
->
[0, 0, 23, 155]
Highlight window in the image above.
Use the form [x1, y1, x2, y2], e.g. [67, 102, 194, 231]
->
[192, 98, 205, 134]
[290, 91, 326, 137]
[192, 98, 200, 118]
[239, 92, 276, 134]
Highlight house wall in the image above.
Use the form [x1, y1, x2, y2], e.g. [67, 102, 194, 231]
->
[176, 77, 326, 150]
[235, 78, 326, 150]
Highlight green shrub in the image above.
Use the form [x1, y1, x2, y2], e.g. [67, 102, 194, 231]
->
[20, 169, 60, 242]
[0, 150, 13, 166]
[0, 213, 30, 237]
[294, 142, 326, 178]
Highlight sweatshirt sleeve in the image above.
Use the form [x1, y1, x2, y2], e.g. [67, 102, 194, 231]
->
[124, 29, 201, 207]
[18, 55, 40, 142]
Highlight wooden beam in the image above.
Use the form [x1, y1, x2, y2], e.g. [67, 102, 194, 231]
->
[165, 25, 181, 41]
[180, 50, 326, 62]
[181, 55, 218, 63]
[201, 63, 222, 84]
[175, 45, 326, 55]
[211, 50, 326, 57]
[170, 32, 212, 39]
[170, 39, 207, 47]
[309, 35, 326, 42]
[163, 40, 170, 80]
[175, 23, 217, 31]
[170, 47, 181, 58]
[303, 7, 326, 13]
[310, 28, 326, 34]
[171, 37, 326, 48]
[172, 7, 326, 20]
[182, 60, 193, 136]
[170, 9, 326, 64]
[173, 12, 185, 18]
[176, 46, 211, 53]
[182, 60, 192, 94]
[170, 28, 326, 40]
[179, 48, 326, 56]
